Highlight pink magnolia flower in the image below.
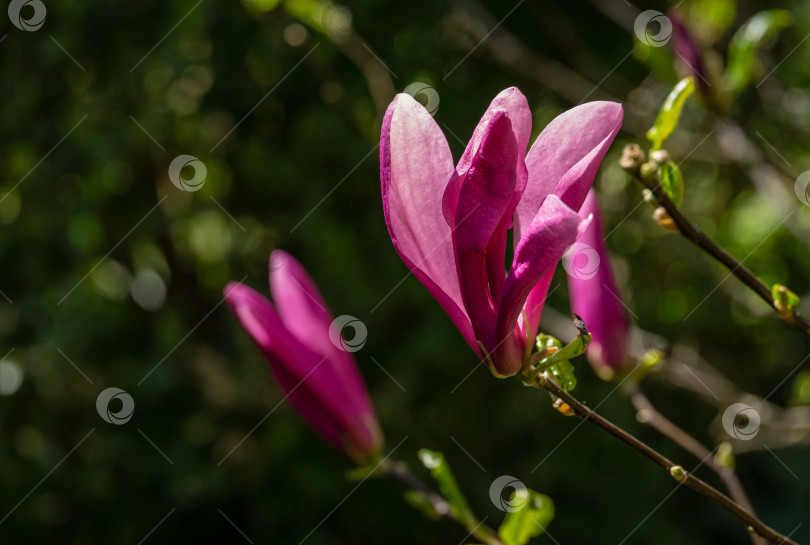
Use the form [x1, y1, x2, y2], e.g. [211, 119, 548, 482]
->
[380, 87, 622, 377]
[669, 10, 710, 99]
[567, 190, 630, 379]
[224, 251, 383, 462]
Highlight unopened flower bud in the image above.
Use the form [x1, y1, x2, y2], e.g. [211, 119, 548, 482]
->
[620, 144, 645, 170]
[552, 397, 576, 416]
[669, 465, 686, 482]
[652, 207, 678, 232]
[650, 149, 669, 165]
[640, 161, 658, 180]
[642, 189, 658, 209]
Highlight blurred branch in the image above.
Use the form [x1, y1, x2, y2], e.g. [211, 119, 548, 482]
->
[532, 374, 799, 545]
[446, 0, 619, 104]
[540, 306, 810, 453]
[625, 383, 766, 545]
[656, 351, 810, 454]
[622, 144, 810, 340]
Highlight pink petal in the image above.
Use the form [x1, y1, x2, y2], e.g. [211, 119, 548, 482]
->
[451, 110, 518, 358]
[224, 282, 381, 458]
[269, 250, 333, 353]
[269, 250, 371, 414]
[494, 195, 588, 375]
[381, 94, 475, 350]
[568, 190, 629, 374]
[514, 102, 623, 242]
[443, 87, 532, 226]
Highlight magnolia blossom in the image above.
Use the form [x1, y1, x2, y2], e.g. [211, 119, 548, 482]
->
[567, 190, 630, 379]
[224, 251, 383, 462]
[381, 87, 622, 377]
[669, 10, 710, 98]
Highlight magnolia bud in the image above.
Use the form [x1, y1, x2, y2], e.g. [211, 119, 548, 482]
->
[650, 149, 669, 165]
[620, 144, 645, 170]
[652, 207, 678, 232]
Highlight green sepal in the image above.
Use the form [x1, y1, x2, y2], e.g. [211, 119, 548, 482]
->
[658, 161, 685, 207]
[531, 333, 587, 392]
[497, 489, 555, 545]
[646, 77, 695, 151]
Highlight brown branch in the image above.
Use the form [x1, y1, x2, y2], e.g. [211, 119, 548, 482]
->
[621, 145, 810, 340]
[626, 384, 766, 545]
[534, 374, 800, 545]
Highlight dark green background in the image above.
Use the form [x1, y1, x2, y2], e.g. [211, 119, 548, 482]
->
[0, 0, 808, 543]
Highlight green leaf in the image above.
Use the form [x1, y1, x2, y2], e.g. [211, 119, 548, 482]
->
[498, 489, 555, 545]
[646, 77, 695, 151]
[658, 161, 685, 207]
[531, 331, 588, 392]
[726, 10, 793, 93]
[416, 449, 475, 526]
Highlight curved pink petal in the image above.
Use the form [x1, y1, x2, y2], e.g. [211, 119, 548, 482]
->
[514, 102, 623, 242]
[269, 250, 372, 415]
[494, 195, 588, 375]
[224, 282, 381, 459]
[568, 190, 629, 376]
[452, 110, 518, 359]
[269, 250, 332, 351]
[443, 87, 532, 227]
[381, 93, 475, 350]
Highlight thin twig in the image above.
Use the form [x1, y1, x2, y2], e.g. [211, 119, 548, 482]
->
[622, 148, 810, 339]
[626, 384, 767, 545]
[534, 374, 799, 545]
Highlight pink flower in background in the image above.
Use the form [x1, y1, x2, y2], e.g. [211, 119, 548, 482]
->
[566, 190, 630, 379]
[381, 87, 622, 377]
[669, 10, 710, 99]
[224, 250, 383, 462]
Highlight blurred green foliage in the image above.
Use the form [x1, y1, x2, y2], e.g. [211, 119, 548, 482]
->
[0, 0, 808, 544]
